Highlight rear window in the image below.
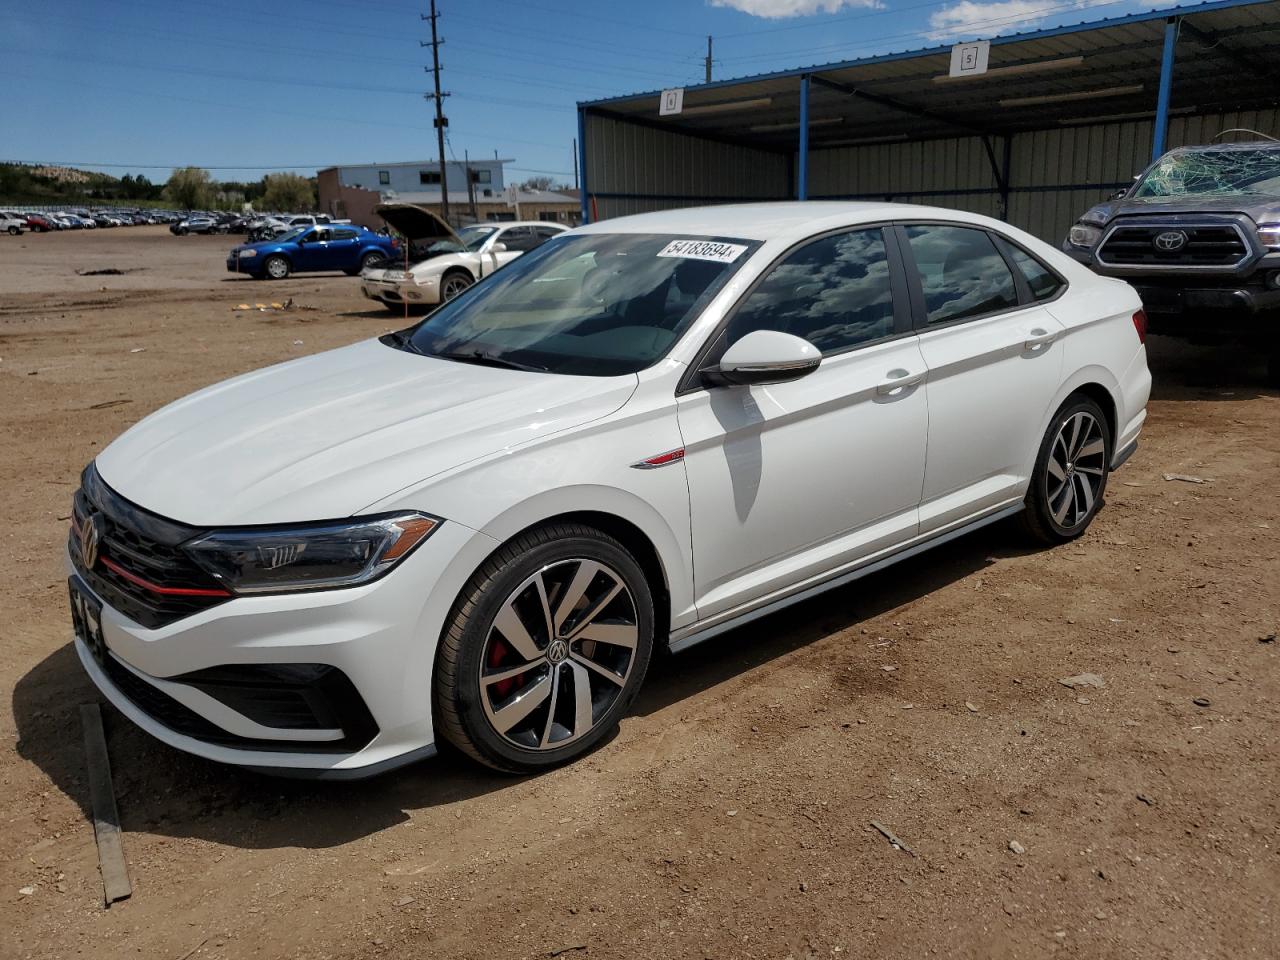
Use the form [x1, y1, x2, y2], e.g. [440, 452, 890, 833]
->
[1005, 244, 1064, 301]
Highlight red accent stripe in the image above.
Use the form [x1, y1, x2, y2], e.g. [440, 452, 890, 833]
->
[99, 555, 231, 598]
[642, 448, 685, 467]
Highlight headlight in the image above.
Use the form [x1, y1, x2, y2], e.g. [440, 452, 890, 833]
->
[1068, 223, 1103, 248]
[237, 248, 258, 257]
[185, 512, 439, 594]
[1258, 224, 1280, 251]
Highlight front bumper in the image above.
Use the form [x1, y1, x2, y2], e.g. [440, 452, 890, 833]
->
[226, 255, 259, 274]
[360, 277, 441, 307]
[70, 517, 500, 777]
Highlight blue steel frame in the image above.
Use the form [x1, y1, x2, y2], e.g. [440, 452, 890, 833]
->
[577, 106, 590, 224]
[798, 75, 810, 201]
[1152, 17, 1180, 160]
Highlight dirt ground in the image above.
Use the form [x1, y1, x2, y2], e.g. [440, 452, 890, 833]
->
[1, 225, 1277, 960]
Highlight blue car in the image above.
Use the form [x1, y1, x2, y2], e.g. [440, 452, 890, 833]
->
[226, 224, 397, 280]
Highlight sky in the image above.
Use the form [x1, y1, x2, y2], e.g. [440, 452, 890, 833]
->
[1, 0, 1189, 185]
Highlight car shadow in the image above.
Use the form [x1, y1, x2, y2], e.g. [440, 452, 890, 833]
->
[1146, 336, 1276, 401]
[12, 521, 1023, 851]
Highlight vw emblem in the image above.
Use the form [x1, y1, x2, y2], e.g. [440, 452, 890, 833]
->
[80, 512, 104, 569]
[547, 639, 569, 664]
[1153, 230, 1187, 252]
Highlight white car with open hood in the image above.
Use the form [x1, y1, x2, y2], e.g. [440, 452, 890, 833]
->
[68, 201, 1150, 777]
[360, 204, 568, 311]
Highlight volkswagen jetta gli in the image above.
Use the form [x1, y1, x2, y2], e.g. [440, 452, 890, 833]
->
[68, 202, 1150, 776]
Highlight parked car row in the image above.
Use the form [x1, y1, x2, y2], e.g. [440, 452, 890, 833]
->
[0, 208, 193, 233]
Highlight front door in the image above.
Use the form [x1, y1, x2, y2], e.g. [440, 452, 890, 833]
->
[677, 226, 928, 620]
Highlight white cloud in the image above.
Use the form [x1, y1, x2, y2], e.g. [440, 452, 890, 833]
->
[926, 0, 1124, 42]
[709, 0, 881, 20]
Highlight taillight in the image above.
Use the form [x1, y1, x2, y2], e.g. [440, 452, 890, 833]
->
[1132, 309, 1147, 344]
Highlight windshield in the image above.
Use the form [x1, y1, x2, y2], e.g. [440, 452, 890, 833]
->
[273, 227, 308, 243]
[394, 233, 759, 376]
[427, 225, 496, 254]
[1133, 149, 1280, 198]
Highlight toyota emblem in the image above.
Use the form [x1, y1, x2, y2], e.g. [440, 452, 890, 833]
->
[1153, 230, 1187, 252]
[80, 512, 103, 569]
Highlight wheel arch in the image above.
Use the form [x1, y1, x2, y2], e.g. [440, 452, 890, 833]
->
[442, 264, 477, 283]
[1021, 366, 1122, 481]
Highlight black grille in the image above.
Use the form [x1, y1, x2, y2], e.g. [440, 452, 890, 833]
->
[101, 655, 377, 753]
[70, 466, 230, 629]
[1098, 224, 1248, 267]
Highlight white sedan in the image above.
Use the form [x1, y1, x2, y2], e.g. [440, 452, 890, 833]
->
[362, 207, 568, 311]
[68, 202, 1149, 777]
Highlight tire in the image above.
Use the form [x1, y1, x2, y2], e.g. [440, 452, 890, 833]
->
[434, 523, 656, 773]
[263, 255, 290, 280]
[1020, 394, 1112, 544]
[177, 227, 188, 236]
[1266, 346, 1280, 389]
[7, 226, 19, 236]
[359, 251, 387, 273]
[440, 269, 473, 302]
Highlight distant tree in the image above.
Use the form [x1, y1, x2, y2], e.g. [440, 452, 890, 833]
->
[261, 172, 315, 212]
[518, 176, 557, 192]
[164, 166, 215, 209]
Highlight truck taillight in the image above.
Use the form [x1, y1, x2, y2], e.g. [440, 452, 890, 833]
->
[1132, 309, 1147, 344]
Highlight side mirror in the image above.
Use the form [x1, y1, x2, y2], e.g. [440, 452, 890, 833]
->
[489, 241, 508, 253]
[711, 330, 821, 386]
[1110, 188, 1128, 200]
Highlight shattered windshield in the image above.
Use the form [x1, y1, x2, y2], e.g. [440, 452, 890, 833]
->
[1133, 149, 1280, 198]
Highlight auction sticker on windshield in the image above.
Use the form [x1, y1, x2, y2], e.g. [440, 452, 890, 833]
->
[656, 239, 748, 263]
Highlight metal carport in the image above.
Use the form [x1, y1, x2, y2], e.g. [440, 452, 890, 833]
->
[576, 0, 1280, 243]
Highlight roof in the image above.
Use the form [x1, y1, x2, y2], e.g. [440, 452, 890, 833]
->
[386, 189, 581, 206]
[574, 200, 996, 241]
[580, 0, 1280, 149]
[319, 158, 514, 172]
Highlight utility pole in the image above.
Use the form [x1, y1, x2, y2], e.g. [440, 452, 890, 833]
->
[421, 0, 450, 224]
[572, 138, 579, 191]
[464, 149, 477, 221]
[705, 35, 713, 83]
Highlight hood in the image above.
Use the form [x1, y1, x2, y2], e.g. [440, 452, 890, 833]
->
[376, 203, 461, 245]
[95, 338, 637, 526]
[1084, 193, 1280, 226]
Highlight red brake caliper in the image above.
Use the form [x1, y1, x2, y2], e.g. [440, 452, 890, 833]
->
[488, 638, 518, 698]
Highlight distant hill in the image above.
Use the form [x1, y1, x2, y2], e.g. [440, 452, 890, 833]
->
[0, 162, 162, 204]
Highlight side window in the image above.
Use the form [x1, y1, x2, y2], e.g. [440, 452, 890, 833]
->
[904, 224, 1018, 325]
[1005, 243, 1064, 301]
[726, 227, 897, 355]
[378, 170, 390, 185]
[499, 226, 536, 251]
[311, 228, 330, 242]
[331, 228, 358, 241]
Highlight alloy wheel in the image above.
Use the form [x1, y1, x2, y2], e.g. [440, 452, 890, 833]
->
[478, 558, 639, 751]
[442, 275, 471, 301]
[1047, 411, 1106, 529]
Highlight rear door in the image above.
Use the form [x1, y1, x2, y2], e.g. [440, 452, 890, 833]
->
[326, 227, 361, 269]
[895, 222, 1067, 533]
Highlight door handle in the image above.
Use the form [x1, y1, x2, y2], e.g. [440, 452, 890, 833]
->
[875, 369, 924, 395]
[1024, 328, 1057, 350]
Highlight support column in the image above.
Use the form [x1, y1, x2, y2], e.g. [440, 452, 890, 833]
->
[798, 74, 810, 201]
[1152, 17, 1178, 161]
[577, 106, 590, 224]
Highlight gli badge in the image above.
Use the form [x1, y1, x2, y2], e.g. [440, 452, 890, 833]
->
[1153, 230, 1188, 252]
[79, 512, 104, 569]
